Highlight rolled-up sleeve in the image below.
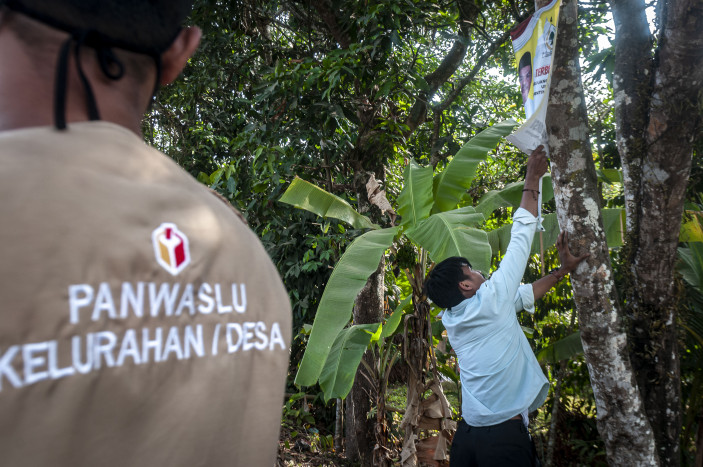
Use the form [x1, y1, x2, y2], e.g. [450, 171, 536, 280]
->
[513, 284, 536, 314]
[489, 208, 538, 305]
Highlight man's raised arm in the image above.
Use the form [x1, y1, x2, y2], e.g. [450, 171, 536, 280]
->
[488, 145, 550, 298]
[520, 144, 549, 217]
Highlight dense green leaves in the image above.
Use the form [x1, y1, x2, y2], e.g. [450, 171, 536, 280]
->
[487, 212, 561, 258]
[288, 121, 520, 390]
[295, 227, 399, 387]
[475, 177, 555, 218]
[318, 296, 411, 401]
[380, 295, 411, 341]
[537, 331, 584, 363]
[602, 209, 626, 247]
[406, 207, 491, 272]
[678, 243, 703, 292]
[319, 323, 380, 402]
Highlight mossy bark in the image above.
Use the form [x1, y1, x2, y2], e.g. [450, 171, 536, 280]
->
[546, 0, 659, 463]
[609, 0, 703, 463]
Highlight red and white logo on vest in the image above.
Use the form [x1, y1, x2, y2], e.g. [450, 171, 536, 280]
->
[152, 223, 191, 276]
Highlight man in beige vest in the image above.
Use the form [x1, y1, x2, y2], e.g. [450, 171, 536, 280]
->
[0, 1, 292, 465]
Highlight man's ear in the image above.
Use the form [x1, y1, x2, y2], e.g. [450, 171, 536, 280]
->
[159, 26, 202, 85]
[458, 280, 473, 293]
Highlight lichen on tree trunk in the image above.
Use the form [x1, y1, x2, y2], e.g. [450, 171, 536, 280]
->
[545, 0, 658, 463]
[609, 0, 703, 462]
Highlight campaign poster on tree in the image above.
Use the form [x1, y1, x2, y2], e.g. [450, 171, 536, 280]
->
[506, 0, 561, 154]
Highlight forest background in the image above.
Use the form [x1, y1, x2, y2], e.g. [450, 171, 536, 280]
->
[144, 0, 703, 465]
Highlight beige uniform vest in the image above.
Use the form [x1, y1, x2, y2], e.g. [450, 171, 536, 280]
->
[0, 122, 291, 466]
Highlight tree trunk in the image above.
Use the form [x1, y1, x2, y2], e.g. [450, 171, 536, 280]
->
[609, 0, 653, 234]
[400, 276, 432, 466]
[335, 398, 344, 453]
[544, 362, 565, 467]
[545, 0, 659, 463]
[345, 258, 385, 466]
[610, 0, 703, 463]
[345, 354, 374, 465]
[373, 366, 392, 467]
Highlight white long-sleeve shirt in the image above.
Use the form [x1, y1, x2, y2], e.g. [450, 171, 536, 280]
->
[442, 207, 548, 427]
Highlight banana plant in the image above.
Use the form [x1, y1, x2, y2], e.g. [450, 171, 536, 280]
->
[313, 296, 409, 402]
[279, 119, 702, 398]
[280, 119, 519, 398]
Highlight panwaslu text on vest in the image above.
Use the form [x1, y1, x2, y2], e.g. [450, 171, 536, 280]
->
[0, 281, 287, 391]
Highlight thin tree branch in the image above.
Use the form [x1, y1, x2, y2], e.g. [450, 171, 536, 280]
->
[432, 30, 511, 113]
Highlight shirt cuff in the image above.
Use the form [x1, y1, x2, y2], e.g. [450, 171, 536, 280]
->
[513, 207, 538, 225]
[518, 284, 536, 314]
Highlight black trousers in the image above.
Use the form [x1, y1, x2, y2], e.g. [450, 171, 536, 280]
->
[450, 418, 536, 467]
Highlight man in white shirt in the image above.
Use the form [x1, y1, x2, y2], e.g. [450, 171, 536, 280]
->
[424, 145, 589, 466]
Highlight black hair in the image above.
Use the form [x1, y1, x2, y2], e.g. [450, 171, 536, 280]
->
[518, 51, 532, 71]
[1, 0, 195, 129]
[424, 257, 471, 309]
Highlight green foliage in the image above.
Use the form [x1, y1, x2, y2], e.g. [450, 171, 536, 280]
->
[432, 120, 518, 213]
[145, 0, 700, 461]
[475, 176, 553, 218]
[537, 331, 584, 364]
[283, 116, 638, 401]
[287, 122, 516, 394]
[405, 207, 490, 271]
[280, 177, 377, 230]
[678, 243, 703, 293]
[282, 392, 316, 430]
[677, 242, 703, 460]
[319, 323, 380, 402]
[294, 227, 400, 388]
[397, 160, 434, 228]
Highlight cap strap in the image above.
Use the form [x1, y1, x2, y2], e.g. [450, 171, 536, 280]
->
[53, 29, 128, 129]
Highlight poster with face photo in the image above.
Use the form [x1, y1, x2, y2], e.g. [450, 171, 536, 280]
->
[510, 0, 560, 119]
[506, 0, 561, 156]
[505, 0, 561, 232]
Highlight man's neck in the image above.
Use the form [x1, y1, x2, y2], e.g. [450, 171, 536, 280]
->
[0, 75, 147, 135]
[0, 26, 149, 135]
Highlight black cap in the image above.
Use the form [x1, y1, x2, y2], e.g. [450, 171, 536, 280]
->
[2, 0, 194, 54]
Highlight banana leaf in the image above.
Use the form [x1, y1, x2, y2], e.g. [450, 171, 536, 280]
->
[319, 323, 380, 402]
[380, 295, 412, 341]
[433, 120, 517, 214]
[602, 208, 625, 247]
[279, 176, 377, 230]
[598, 168, 623, 184]
[680, 211, 703, 243]
[487, 209, 626, 258]
[487, 213, 560, 258]
[474, 177, 554, 218]
[397, 159, 434, 229]
[678, 243, 703, 291]
[295, 226, 399, 387]
[537, 331, 584, 364]
[318, 295, 412, 401]
[405, 206, 491, 273]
